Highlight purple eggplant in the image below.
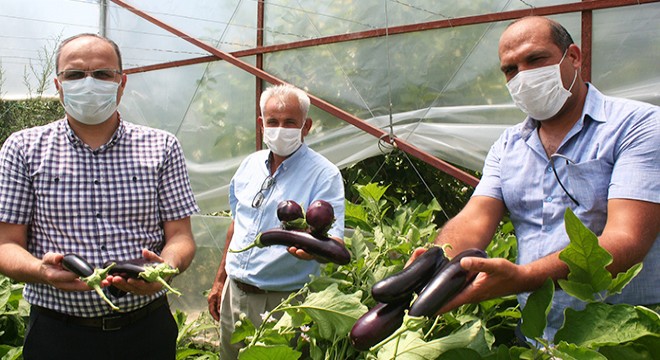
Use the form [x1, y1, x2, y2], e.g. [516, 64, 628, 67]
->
[229, 228, 351, 265]
[276, 200, 307, 230]
[349, 299, 409, 351]
[408, 248, 487, 317]
[62, 253, 95, 277]
[277, 200, 304, 222]
[104, 258, 182, 296]
[305, 200, 335, 236]
[371, 246, 448, 303]
[61, 253, 119, 310]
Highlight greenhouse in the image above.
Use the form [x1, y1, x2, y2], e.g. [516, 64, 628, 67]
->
[1, 0, 659, 358]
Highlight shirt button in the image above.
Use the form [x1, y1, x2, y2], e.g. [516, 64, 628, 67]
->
[96, 213, 101, 218]
[545, 196, 553, 202]
[547, 167, 553, 173]
[100, 245, 107, 251]
[94, 179, 100, 185]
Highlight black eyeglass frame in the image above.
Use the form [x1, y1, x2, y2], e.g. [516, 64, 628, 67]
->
[549, 153, 580, 207]
[251, 176, 275, 208]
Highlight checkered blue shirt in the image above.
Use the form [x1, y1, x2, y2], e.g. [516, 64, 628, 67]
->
[0, 117, 199, 317]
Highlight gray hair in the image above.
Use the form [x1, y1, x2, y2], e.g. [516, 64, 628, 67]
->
[259, 84, 311, 119]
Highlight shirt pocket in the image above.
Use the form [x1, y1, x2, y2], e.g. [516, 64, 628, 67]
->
[33, 170, 85, 217]
[566, 158, 611, 214]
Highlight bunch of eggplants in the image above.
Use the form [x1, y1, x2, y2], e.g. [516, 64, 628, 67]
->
[230, 199, 351, 265]
[349, 247, 487, 351]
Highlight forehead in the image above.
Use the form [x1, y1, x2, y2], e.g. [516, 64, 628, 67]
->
[264, 94, 301, 114]
[498, 18, 555, 60]
[58, 36, 119, 70]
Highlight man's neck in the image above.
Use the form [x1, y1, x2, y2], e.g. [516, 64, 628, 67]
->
[67, 113, 119, 150]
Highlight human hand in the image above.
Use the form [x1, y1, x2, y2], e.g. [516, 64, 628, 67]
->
[42, 252, 91, 291]
[287, 246, 316, 261]
[433, 256, 524, 314]
[207, 279, 225, 322]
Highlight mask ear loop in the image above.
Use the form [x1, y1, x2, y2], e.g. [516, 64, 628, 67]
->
[550, 153, 580, 207]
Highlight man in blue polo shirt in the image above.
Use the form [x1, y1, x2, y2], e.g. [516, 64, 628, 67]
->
[206, 84, 346, 359]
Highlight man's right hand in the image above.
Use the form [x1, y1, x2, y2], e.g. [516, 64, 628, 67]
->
[207, 279, 225, 321]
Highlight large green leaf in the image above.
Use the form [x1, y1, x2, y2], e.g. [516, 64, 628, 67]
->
[285, 284, 366, 340]
[377, 320, 483, 359]
[554, 303, 660, 347]
[520, 278, 554, 339]
[558, 209, 613, 301]
[551, 341, 607, 360]
[238, 344, 301, 360]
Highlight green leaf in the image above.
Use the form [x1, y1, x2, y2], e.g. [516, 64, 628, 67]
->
[520, 278, 554, 339]
[284, 284, 366, 340]
[377, 320, 483, 359]
[356, 182, 389, 203]
[559, 209, 613, 300]
[607, 262, 643, 296]
[238, 344, 301, 360]
[598, 337, 658, 360]
[554, 302, 660, 347]
[551, 341, 607, 360]
[556, 279, 599, 303]
[231, 313, 257, 344]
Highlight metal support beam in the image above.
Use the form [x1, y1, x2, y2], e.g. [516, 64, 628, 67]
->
[111, 0, 480, 187]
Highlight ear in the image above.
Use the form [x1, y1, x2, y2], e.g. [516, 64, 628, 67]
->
[302, 118, 312, 137]
[54, 78, 64, 102]
[567, 43, 582, 68]
[116, 74, 128, 105]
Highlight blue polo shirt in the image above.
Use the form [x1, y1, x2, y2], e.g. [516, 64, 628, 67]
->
[225, 143, 345, 291]
[474, 84, 660, 340]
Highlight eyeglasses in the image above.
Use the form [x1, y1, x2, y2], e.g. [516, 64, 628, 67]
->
[251, 176, 275, 208]
[56, 69, 122, 82]
[549, 153, 580, 207]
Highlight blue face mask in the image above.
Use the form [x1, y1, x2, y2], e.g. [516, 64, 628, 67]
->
[59, 77, 119, 125]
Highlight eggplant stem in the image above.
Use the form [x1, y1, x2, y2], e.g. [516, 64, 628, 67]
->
[154, 276, 182, 296]
[81, 263, 120, 311]
[229, 233, 263, 253]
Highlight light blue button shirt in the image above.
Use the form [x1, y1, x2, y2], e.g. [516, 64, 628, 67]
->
[225, 144, 345, 291]
[474, 84, 659, 340]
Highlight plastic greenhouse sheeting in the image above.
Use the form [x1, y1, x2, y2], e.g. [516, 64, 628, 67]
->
[1, 0, 659, 314]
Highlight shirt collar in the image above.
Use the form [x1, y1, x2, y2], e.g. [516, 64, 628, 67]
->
[519, 83, 606, 139]
[64, 113, 126, 151]
[264, 143, 309, 173]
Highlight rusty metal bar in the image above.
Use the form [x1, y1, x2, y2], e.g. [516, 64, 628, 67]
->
[111, 0, 658, 187]
[125, 0, 659, 74]
[255, 0, 265, 150]
[581, 4, 593, 82]
[110, 0, 480, 186]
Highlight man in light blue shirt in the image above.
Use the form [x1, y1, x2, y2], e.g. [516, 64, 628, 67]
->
[412, 16, 659, 341]
[207, 84, 345, 359]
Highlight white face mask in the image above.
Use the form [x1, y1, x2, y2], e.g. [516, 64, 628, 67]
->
[60, 77, 120, 125]
[506, 51, 577, 121]
[262, 121, 304, 157]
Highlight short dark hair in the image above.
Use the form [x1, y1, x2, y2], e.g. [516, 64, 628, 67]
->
[548, 20, 574, 52]
[55, 33, 123, 73]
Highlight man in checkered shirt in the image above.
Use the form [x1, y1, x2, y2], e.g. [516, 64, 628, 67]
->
[0, 33, 199, 360]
